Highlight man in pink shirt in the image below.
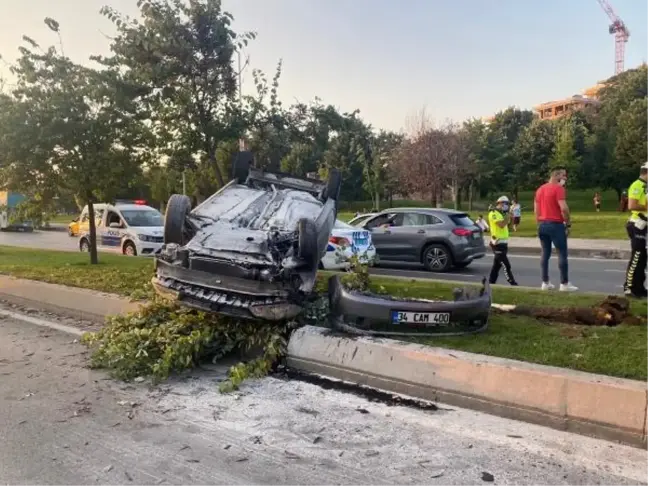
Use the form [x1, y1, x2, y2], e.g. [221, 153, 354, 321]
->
[534, 167, 578, 291]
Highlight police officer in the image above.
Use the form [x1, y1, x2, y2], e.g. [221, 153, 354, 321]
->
[488, 196, 518, 286]
[624, 162, 648, 298]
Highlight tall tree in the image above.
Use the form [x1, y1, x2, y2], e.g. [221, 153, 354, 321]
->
[615, 96, 648, 185]
[99, 0, 255, 198]
[0, 22, 147, 263]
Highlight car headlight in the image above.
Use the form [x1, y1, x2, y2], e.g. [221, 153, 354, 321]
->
[138, 234, 153, 242]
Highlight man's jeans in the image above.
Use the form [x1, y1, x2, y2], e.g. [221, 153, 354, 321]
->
[538, 222, 568, 284]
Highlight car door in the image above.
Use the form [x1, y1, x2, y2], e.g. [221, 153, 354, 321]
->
[101, 210, 123, 251]
[385, 212, 442, 261]
[363, 213, 402, 260]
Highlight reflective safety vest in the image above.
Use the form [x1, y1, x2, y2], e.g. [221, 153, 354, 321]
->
[628, 178, 647, 221]
[488, 210, 509, 242]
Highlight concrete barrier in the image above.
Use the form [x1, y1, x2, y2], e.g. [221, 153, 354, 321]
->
[287, 326, 647, 448]
[0, 275, 140, 322]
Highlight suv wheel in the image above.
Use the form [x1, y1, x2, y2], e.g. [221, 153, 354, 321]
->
[422, 244, 452, 272]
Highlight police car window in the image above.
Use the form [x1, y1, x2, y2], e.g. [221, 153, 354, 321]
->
[107, 211, 122, 226]
[120, 209, 163, 227]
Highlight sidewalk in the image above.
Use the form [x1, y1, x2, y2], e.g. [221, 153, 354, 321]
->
[508, 237, 629, 259]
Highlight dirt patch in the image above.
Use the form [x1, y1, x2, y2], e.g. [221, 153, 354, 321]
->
[495, 296, 645, 327]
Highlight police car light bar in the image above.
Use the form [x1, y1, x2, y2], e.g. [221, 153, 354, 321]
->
[114, 199, 147, 205]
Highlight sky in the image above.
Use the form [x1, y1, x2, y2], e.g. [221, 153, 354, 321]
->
[0, 0, 646, 132]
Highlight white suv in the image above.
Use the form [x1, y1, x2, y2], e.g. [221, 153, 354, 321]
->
[78, 202, 164, 256]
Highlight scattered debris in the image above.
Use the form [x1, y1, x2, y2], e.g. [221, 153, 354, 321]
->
[124, 471, 133, 482]
[235, 457, 249, 463]
[18, 420, 27, 425]
[295, 406, 319, 416]
[179, 445, 191, 452]
[481, 472, 494, 482]
[134, 377, 145, 383]
[284, 450, 301, 459]
[507, 434, 523, 439]
[356, 407, 370, 414]
[312, 436, 322, 444]
[365, 450, 380, 457]
[186, 459, 200, 463]
[103, 465, 114, 473]
[429, 470, 445, 478]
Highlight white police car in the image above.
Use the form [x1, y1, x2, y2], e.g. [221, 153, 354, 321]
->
[77, 201, 164, 257]
[320, 219, 377, 270]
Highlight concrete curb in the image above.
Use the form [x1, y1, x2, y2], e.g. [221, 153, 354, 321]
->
[0, 275, 141, 322]
[508, 246, 630, 260]
[287, 326, 647, 449]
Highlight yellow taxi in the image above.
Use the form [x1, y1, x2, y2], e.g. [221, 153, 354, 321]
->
[68, 217, 80, 237]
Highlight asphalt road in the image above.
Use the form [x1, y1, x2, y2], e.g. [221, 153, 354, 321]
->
[1, 310, 646, 485]
[0, 230, 634, 294]
[372, 255, 631, 294]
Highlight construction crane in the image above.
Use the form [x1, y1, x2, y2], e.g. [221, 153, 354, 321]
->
[596, 0, 630, 75]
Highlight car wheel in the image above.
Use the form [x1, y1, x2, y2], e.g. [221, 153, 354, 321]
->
[232, 150, 254, 184]
[422, 244, 452, 272]
[454, 261, 472, 269]
[79, 238, 90, 252]
[123, 241, 137, 256]
[324, 168, 342, 201]
[297, 218, 319, 269]
[164, 194, 192, 245]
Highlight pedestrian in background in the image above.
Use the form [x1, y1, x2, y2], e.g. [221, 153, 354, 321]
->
[475, 214, 489, 233]
[593, 192, 601, 212]
[487, 196, 518, 286]
[534, 167, 578, 292]
[623, 163, 648, 298]
[511, 200, 521, 232]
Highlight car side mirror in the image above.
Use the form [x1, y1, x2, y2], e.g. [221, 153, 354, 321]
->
[109, 222, 121, 228]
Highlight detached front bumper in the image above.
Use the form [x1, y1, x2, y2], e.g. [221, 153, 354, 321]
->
[152, 258, 304, 321]
[328, 275, 491, 336]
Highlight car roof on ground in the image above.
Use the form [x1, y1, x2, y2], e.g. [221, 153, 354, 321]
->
[380, 207, 467, 215]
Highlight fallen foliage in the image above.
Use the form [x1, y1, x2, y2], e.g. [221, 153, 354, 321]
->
[81, 300, 289, 391]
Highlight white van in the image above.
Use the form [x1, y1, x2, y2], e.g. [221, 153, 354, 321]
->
[77, 202, 164, 256]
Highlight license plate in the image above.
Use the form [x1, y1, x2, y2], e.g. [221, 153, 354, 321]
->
[472, 232, 481, 239]
[391, 311, 450, 326]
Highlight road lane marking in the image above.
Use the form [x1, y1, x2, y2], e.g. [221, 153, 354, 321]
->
[0, 309, 83, 336]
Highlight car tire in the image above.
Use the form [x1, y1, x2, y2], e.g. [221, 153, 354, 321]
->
[422, 244, 452, 272]
[79, 238, 90, 252]
[454, 261, 472, 269]
[164, 194, 192, 245]
[297, 218, 319, 269]
[232, 151, 254, 184]
[123, 241, 137, 256]
[324, 168, 342, 201]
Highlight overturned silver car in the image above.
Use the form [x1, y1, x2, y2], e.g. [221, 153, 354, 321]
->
[152, 152, 341, 321]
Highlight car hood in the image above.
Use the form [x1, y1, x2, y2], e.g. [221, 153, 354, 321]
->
[130, 226, 164, 236]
